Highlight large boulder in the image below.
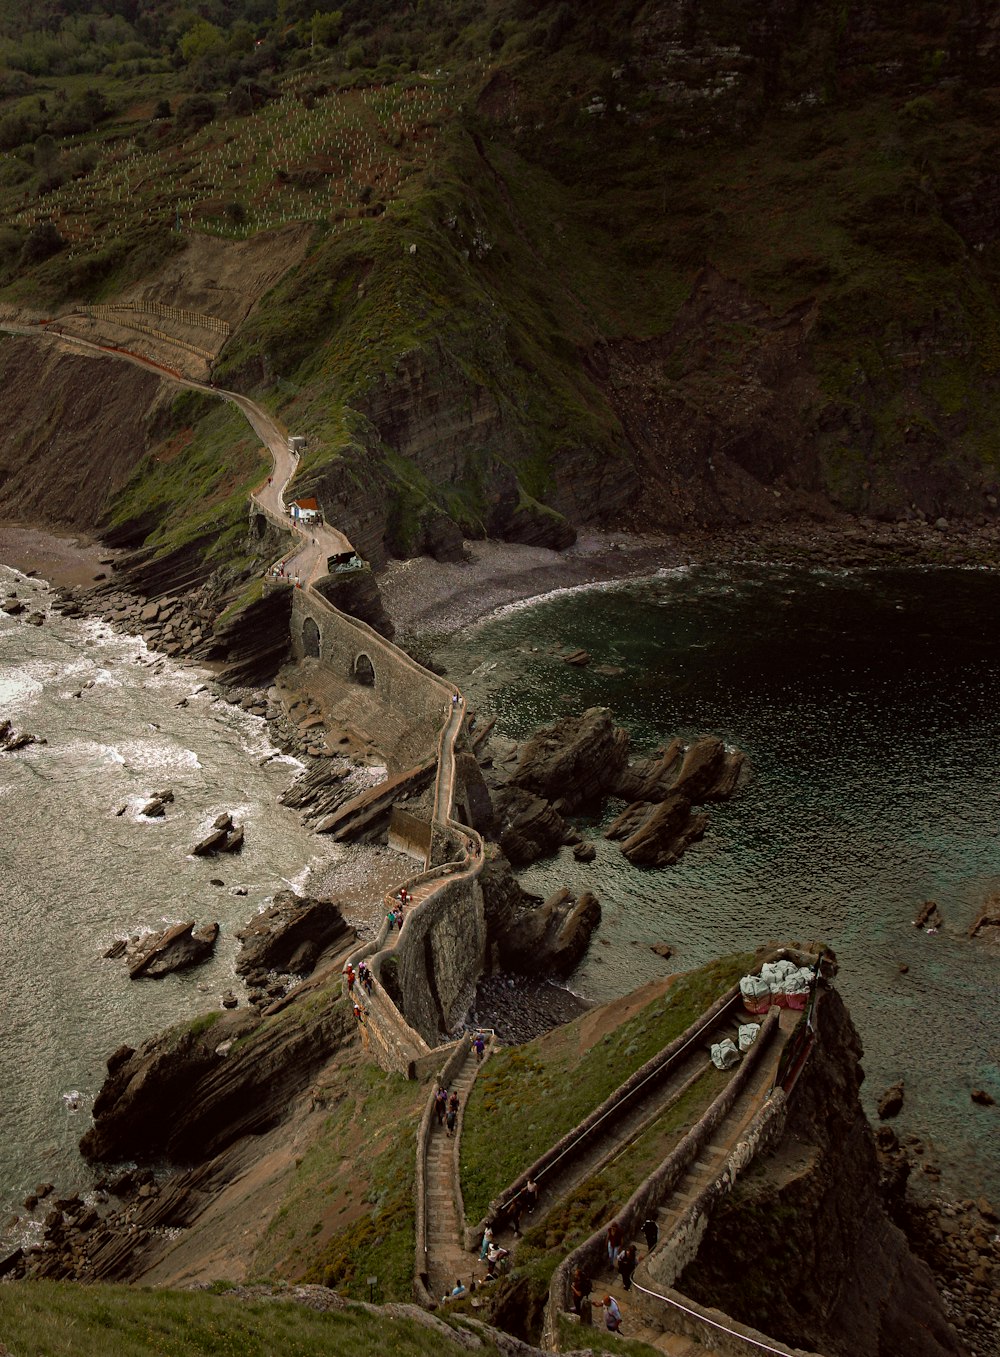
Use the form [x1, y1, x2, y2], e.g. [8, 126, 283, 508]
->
[607, 792, 709, 867]
[128, 921, 219, 979]
[495, 788, 577, 866]
[235, 890, 352, 980]
[499, 886, 602, 977]
[509, 706, 630, 811]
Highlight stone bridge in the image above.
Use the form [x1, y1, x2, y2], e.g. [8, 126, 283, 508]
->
[289, 586, 450, 730]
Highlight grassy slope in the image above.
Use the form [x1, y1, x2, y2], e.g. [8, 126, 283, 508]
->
[0, 1282, 491, 1357]
[2, 3, 998, 584]
[460, 953, 754, 1223]
[106, 391, 268, 565]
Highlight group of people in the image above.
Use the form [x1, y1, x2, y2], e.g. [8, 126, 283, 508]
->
[434, 1085, 461, 1136]
[387, 888, 411, 932]
[343, 960, 373, 998]
[567, 1216, 659, 1334]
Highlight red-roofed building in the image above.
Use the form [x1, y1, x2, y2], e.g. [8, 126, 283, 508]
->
[289, 497, 321, 524]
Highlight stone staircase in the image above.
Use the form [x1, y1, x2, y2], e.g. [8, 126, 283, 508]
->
[423, 1045, 482, 1300]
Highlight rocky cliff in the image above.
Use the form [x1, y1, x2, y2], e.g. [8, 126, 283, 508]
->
[675, 987, 968, 1357]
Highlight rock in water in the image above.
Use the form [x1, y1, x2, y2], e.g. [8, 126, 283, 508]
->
[191, 814, 243, 855]
[912, 900, 943, 929]
[235, 890, 351, 979]
[878, 1080, 905, 1119]
[510, 706, 630, 811]
[497, 886, 601, 977]
[128, 922, 220, 979]
[608, 791, 709, 867]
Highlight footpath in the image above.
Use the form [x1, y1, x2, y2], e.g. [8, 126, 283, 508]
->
[422, 1044, 482, 1300]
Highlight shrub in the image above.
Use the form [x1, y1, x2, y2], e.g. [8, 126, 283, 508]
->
[175, 93, 216, 133]
[19, 220, 65, 267]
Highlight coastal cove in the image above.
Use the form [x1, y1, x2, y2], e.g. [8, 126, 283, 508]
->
[431, 560, 1000, 1202]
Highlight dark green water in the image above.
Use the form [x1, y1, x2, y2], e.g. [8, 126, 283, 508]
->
[437, 564, 1000, 1199]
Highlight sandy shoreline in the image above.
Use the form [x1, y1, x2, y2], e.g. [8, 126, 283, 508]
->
[0, 520, 116, 591]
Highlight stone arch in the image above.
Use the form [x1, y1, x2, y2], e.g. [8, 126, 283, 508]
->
[353, 652, 375, 687]
[301, 616, 321, 658]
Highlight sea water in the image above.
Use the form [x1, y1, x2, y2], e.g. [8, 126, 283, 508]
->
[436, 562, 1000, 1200]
[0, 566, 347, 1245]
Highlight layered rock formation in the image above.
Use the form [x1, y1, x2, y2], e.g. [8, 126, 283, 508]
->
[488, 710, 745, 871]
[80, 990, 355, 1165]
[235, 890, 352, 986]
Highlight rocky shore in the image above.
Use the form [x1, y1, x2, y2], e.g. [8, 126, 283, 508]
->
[380, 517, 1000, 639]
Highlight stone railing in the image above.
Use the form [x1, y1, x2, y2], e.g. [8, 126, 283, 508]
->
[644, 990, 824, 1295]
[465, 984, 743, 1250]
[543, 1005, 780, 1347]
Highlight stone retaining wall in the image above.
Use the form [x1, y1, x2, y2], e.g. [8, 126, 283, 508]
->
[465, 984, 743, 1250]
[543, 1006, 780, 1347]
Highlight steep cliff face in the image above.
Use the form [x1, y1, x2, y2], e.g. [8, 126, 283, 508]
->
[0, 338, 162, 526]
[676, 988, 967, 1357]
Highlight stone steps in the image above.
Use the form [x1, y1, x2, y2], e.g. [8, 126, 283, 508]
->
[423, 1045, 483, 1297]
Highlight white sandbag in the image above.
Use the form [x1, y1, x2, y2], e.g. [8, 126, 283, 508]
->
[783, 967, 813, 995]
[738, 1023, 760, 1051]
[740, 974, 770, 1000]
[711, 1038, 741, 1069]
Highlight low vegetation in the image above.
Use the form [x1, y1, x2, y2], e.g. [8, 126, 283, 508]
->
[460, 953, 754, 1223]
[251, 1062, 423, 1302]
[0, 1281, 493, 1357]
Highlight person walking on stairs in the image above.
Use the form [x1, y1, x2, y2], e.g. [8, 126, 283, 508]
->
[618, 1243, 638, 1291]
[642, 1216, 658, 1252]
[602, 1295, 623, 1334]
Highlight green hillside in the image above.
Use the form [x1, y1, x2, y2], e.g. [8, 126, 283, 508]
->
[1, 0, 999, 589]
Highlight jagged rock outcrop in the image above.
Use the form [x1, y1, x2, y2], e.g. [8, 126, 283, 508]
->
[0, 719, 37, 752]
[312, 570, 394, 638]
[80, 990, 355, 1164]
[235, 890, 352, 982]
[509, 706, 630, 811]
[128, 921, 219, 979]
[194, 587, 292, 687]
[480, 850, 601, 978]
[453, 748, 495, 836]
[617, 735, 744, 803]
[494, 787, 577, 866]
[676, 988, 968, 1357]
[968, 894, 1000, 944]
[489, 715, 745, 869]
[498, 886, 602, 977]
[606, 791, 709, 867]
[191, 813, 244, 856]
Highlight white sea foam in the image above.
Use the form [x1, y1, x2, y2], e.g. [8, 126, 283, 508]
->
[0, 670, 44, 709]
[115, 739, 202, 772]
[484, 577, 623, 624]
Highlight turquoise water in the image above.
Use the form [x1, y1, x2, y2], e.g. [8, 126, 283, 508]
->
[437, 564, 1000, 1198]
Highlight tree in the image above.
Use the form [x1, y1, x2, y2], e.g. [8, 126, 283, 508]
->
[19, 220, 65, 267]
[179, 19, 226, 65]
[311, 10, 342, 47]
